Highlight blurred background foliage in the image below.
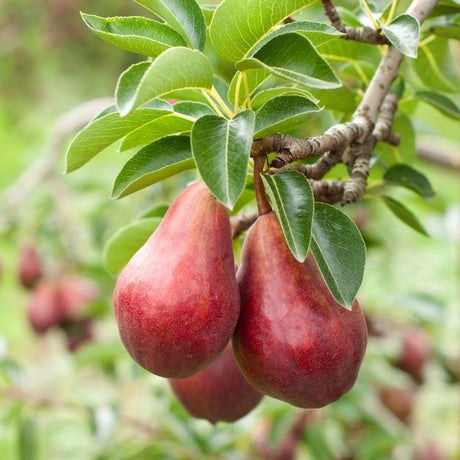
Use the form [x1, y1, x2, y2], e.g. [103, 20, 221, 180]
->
[0, 0, 459, 459]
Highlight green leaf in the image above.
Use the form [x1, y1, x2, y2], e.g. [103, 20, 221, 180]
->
[134, 0, 206, 50]
[112, 136, 194, 199]
[380, 195, 429, 236]
[209, 0, 316, 62]
[103, 218, 161, 274]
[173, 101, 216, 119]
[381, 14, 420, 58]
[311, 203, 366, 309]
[254, 95, 321, 137]
[383, 164, 435, 198]
[75, 342, 129, 367]
[308, 85, 357, 112]
[236, 33, 341, 89]
[18, 415, 38, 460]
[228, 69, 271, 106]
[261, 171, 314, 262]
[191, 111, 255, 209]
[415, 90, 460, 120]
[413, 38, 459, 92]
[65, 100, 172, 172]
[116, 47, 213, 116]
[81, 14, 186, 57]
[251, 87, 318, 110]
[430, 24, 460, 40]
[138, 203, 169, 218]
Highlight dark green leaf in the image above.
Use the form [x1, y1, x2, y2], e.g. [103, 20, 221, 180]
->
[209, 0, 316, 61]
[251, 87, 317, 110]
[103, 218, 162, 273]
[236, 33, 341, 89]
[382, 14, 420, 58]
[383, 164, 435, 198]
[112, 136, 194, 198]
[116, 48, 213, 116]
[311, 203, 366, 309]
[261, 171, 314, 262]
[415, 90, 460, 120]
[430, 24, 460, 40]
[134, 0, 206, 50]
[254, 95, 321, 137]
[65, 100, 172, 172]
[81, 13, 185, 57]
[191, 111, 255, 209]
[381, 195, 429, 236]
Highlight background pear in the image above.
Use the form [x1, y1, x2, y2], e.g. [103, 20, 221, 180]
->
[169, 343, 263, 424]
[113, 183, 240, 378]
[233, 212, 368, 408]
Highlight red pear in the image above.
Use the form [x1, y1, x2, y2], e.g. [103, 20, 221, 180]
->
[396, 328, 431, 382]
[233, 212, 367, 408]
[379, 386, 414, 422]
[61, 318, 94, 352]
[18, 243, 43, 289]
[113, 183, 240, 378]
[57, 275, 100, 321]
[169, 344, 263, 423]
[27, 281, 61, 333]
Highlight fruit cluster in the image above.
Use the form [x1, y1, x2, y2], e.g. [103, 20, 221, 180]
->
[113, 183, 368, 423]
[18, 243, 100, 352]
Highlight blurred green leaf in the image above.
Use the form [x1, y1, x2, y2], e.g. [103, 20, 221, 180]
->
[415, 90, 460, 120]
[191, 111, 255, 209]
[18, 415, 38, 460]
[261, 171, 314, 262]
[430, 24, 460, 40]
[103, 218, 161, 273]
[384, 164, 435, 198]
[81, 14, 186, 57]
[380, 195, 429, 236]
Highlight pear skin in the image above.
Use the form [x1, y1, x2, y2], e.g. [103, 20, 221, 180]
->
[169, 343, 262, 423]
[233, 212, 367, 408]
[113, 183, 240, 378]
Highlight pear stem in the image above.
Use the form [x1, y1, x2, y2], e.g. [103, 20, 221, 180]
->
[253, 155, 272, 216]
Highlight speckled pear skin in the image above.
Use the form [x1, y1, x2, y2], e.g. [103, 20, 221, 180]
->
[169, 343, 263, 424]
[233, 212, 367, 409]
[113, 182, 240, 378]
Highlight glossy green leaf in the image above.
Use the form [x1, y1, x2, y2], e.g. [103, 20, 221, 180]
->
[191, 111, 255, 209]
[413, 38, 459, 92]
[236, 33, 341, 89]
[384, 164, 435, 198]
[381, 195, 429, 236]
[209, 0, 316, 62]
[119, 100, 214, 152]
[254, 95, 321, 137]
[113, 136, 194, 198]
[65, 100, 172, 172]
[381, 14, 420, 58]
[309, 85, 357, 112]
[81, 13, 185, 57]
[430, 24, 460, 40]
[228, 69, 271, 107]
[415, 90, 460, 120]
[104, 218, 161, 273]
[261, 171, 314, 262]
[116, 47, 213, 116]
[311, 203, 366, 309]
[251, 87, 317, 110]
[134, 0, 206, 50]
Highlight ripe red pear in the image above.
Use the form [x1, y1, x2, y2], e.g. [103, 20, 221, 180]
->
[113, 182, 240, 378]
[233, 212, 367, 408]
[169, 343, 263, 423]
[396, 328, 431, 382]
[379, 386, 414, 422]
[57, 275, 100, 321]
[27, 280, 61, 333]
[61, 318, 94, 352]
[18, 243, 43, 289]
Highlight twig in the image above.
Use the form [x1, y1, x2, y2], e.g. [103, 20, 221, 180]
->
[230, 211, 258, 238]
[417, 139, 460, 172]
